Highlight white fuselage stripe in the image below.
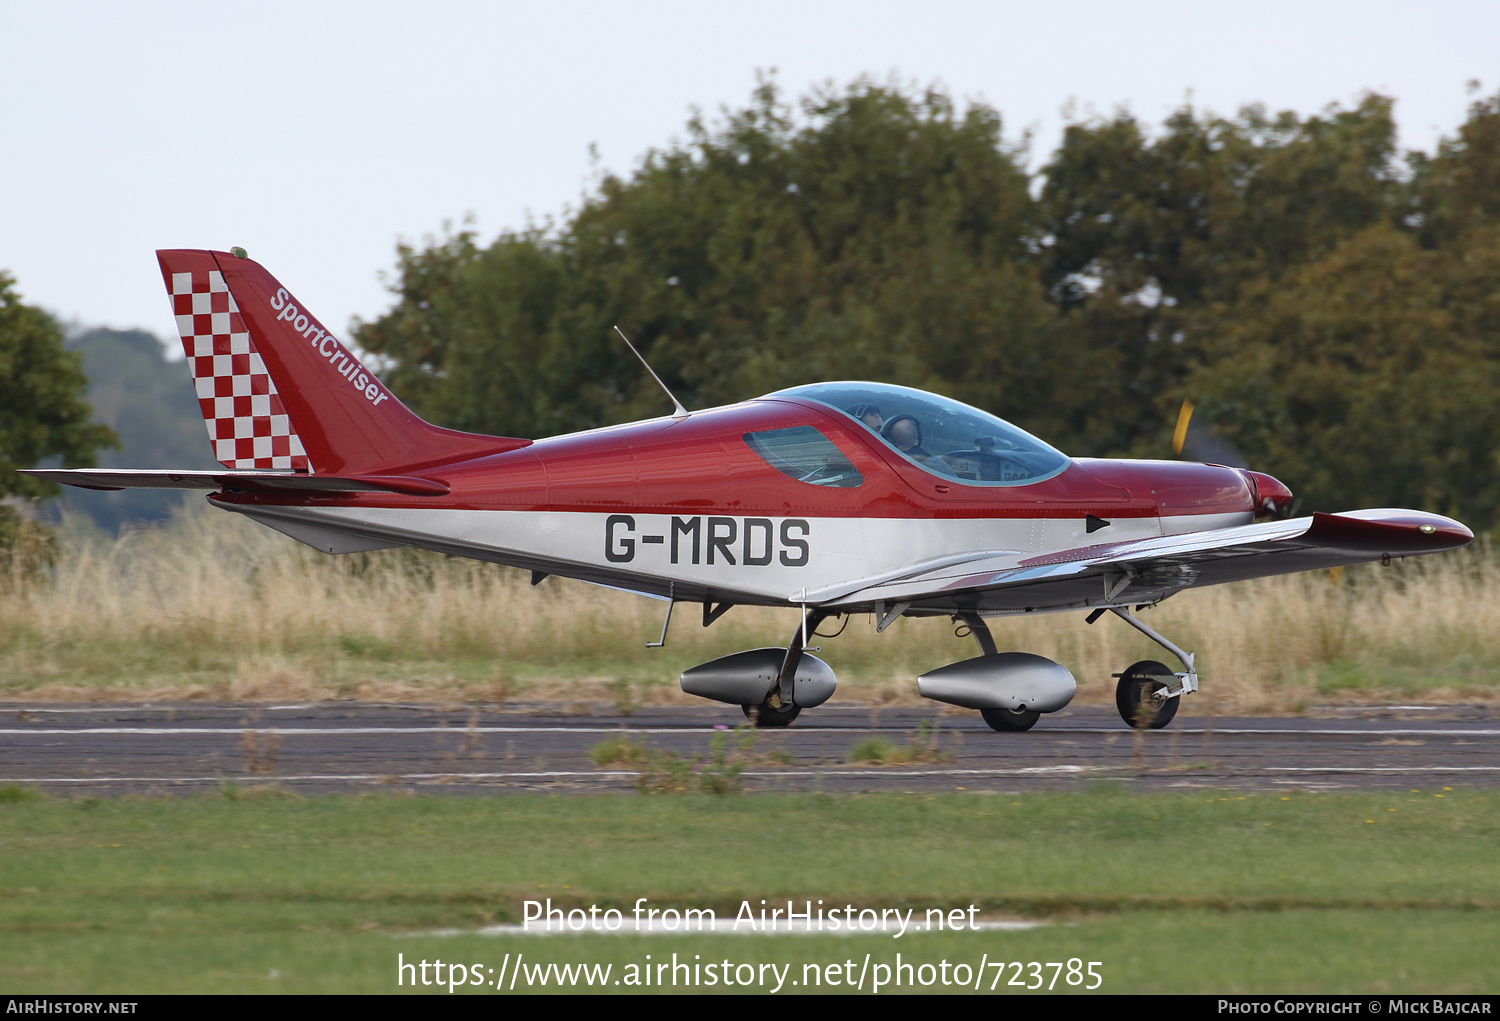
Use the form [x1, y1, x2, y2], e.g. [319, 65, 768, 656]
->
[229, 505, 1250, 604]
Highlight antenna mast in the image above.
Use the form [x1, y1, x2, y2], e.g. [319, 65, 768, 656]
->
[614, 326, 689, 420]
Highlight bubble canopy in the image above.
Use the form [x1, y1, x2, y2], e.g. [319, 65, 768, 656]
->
[765, 382, 1070, 487]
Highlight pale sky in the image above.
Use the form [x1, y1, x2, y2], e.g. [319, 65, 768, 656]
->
[3, 0, 1497, 344]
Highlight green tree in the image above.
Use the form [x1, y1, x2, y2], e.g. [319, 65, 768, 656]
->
[356, 78, 1055, 440]
[1037, 95, 1404, 455]
[1408, 88, 1500, 246]
[1185, 224, 1500, 526]
[0, 272, 117, 537]
[1174, 90, 1500, 527]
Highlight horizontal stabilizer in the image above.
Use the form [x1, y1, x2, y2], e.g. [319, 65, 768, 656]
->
[19, 468, 450, 497]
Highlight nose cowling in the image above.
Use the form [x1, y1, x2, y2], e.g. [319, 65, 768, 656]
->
[1241, 470, 1294, 517]
[1077, 458, 1260, 522]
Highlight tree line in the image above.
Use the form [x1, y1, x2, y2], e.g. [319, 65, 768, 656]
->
[0, 273, 115, 556]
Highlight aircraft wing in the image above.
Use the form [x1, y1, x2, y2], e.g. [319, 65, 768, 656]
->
[823, 508, 1472, 615]
[18, 468, 450, 497]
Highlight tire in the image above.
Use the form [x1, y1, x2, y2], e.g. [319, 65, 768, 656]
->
[1115, 660, 1180, 730]
[980, 706, 1041, 732]
[741, 700, 801, 728]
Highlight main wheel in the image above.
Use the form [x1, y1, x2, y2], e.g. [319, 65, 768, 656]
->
[1115, 660, 1180, 730]
[981, 706, 1041, 732]
[742, 699, 801, 728]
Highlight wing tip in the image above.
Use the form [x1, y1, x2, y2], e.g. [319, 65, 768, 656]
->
[1310, 509, 1473, 553]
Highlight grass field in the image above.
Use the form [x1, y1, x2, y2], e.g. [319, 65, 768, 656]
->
[2, 505, 1499, 711]
[0, 787, 1495, 993]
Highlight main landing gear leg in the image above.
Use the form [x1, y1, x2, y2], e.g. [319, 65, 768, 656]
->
[956, 612, 998, 656]
[1107, 606, 1198, 730]
[743, 607, 831, 728]
[957, 612, 1039, 733]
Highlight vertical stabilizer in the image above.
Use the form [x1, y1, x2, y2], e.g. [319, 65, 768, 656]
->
[158, 250, 526, 474]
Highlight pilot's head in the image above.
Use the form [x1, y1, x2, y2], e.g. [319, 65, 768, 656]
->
[884, 415, 922, 452]
[850, 404, 883, 431]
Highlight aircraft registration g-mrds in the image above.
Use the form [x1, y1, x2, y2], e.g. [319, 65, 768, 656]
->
[26, 250, 1474, 730]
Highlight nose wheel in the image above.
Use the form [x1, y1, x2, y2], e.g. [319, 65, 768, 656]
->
[1090, 607, 1197, 730]
[1115, 660, 1180, 729]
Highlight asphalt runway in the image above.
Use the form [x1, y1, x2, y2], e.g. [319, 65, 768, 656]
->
[2, 701, 1496, 795]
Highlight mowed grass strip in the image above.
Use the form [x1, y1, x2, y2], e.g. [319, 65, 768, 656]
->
[0, 788, 1495, 929]
[0, 788, 1495, 993]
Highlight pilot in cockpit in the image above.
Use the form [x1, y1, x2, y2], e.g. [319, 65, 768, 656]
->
[882, 414, 960, 477]
[882, 414, 931, 458]
[849, 403, 884, 432]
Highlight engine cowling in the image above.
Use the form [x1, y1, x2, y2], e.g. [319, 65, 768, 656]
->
[680, 648, 837, 708]
[917, 653, 1076, 713]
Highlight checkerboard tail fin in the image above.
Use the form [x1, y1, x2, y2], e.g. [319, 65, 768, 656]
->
[157, 250, 524, 475]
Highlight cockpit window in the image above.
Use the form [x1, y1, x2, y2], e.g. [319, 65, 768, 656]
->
[743, 426, 863, 488]
[765, 382, 1069, 487]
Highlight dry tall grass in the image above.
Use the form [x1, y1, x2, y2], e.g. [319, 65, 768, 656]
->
[2, 503, 1496, 710]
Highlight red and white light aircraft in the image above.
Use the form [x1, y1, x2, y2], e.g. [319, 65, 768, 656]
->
[25, 250, 1474, 730]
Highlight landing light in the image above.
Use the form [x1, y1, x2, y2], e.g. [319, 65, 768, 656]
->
[1418, 524, 1436, 534]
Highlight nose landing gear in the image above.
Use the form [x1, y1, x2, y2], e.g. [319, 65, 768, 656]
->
[1095, 606, 1199, 730]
